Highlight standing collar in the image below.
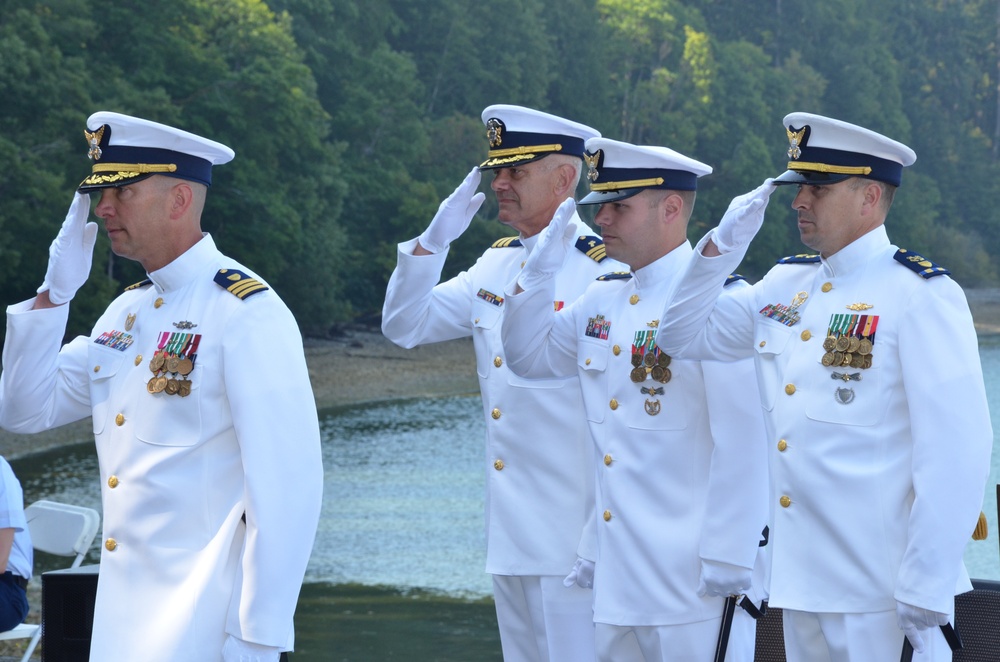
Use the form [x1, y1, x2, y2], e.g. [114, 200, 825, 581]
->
[148, 234, 218, 292]
[821, 225, 889, 277]
[631, 240, 693, 291]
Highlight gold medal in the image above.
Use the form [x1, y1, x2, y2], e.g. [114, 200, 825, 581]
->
[858, 338, 873, 355]
[151, 376, 168, 393]
[643, 352, 656, 368]
[842, 352, 853, 366]
[657, 353, 671, 367]
[631, 353, 643, 368]
[821, 352, 835, 367]
[652, 366, 671, 384]
[165, 379, 180, 395]
[178, 380, 192, 397]
[165, 355, 180, 373]
[630, 367, 648, 383]
[862, 354, 873, 369]
[847, 336, 860, 353]
[834, 335, 851, 352]
[833, 351, 844, 366]
[149, 352, 165, 373]
[176, 358, 194, 376]
[823, 336, 837, 352]
[850, 354, 864, 369]
[146, 379, 158, 394]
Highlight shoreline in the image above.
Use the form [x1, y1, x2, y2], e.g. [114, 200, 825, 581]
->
[3, 287, 1000, 461]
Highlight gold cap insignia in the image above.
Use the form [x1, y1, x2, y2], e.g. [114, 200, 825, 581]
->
[786, 126, 806, 160]
[85, 126, 105, 161]
[584, 150, 601, 182]
[486, 118, 503, 148]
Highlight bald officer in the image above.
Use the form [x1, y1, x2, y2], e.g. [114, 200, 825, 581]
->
[383, 105, 623, 661]
[657, 113, 992, 661]
[0, 112, 323, 662]
[501, 138, 769, 661]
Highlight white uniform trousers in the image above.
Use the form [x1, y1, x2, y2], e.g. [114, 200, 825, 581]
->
[783, 609, 953, 662]
[492, 575, 596, 662]
[594, 610, 756, 662]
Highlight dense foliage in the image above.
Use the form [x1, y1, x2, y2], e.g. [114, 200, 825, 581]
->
[2, 0, 999, 339]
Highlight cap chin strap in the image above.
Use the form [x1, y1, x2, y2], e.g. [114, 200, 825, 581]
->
[787, 161, 872, 176]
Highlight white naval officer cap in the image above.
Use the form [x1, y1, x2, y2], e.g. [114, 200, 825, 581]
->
[579, 137, 713, 205]
[79, 111, 235, 193]
[479, 104, 600, 170]
[775, 112, 916, 187]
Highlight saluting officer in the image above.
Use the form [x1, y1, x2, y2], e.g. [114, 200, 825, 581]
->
[0, 112, 323, 662]
[657, 113, 993, 661]
[382, 105, 622, 661]
[500, 138, 770, 662]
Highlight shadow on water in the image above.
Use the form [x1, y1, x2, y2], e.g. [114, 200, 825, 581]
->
[294, 583, 500, 661]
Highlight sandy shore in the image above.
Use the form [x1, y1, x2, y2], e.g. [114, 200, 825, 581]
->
[2, 288, 999, 461]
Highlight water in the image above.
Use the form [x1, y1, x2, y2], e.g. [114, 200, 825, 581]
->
[8, 342, 1000, 658]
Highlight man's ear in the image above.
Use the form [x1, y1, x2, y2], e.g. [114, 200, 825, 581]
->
[169, 182, 194, 219]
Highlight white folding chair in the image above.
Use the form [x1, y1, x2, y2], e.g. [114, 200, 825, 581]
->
[0, 500, 101, 661]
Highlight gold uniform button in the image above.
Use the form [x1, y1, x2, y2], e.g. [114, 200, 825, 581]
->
[154, 297, 165, 308]
[491, 408, 501, 420]
[475, 318, 480, 324]
[93, 365, 101, 373]
[759, 341, 766, 348]
[800, 330, 812, 341]
[494, 357, 502, 368]
[115, 413, 125, 426]
[779, 495, 792, 508]
[604, 454, 613, 466]
[777, 439, 788, 452]
[108, 475, 119, 488]
[609, 399, 619, 411]
[493, 459, 504, 471]
[613, 345, 621, 356]
[821, 282, 833, 293]
[784, 384, 796, 395]
[585, 358, 592, 365]
[603, 510, 612, 522]
[629, 294, 639, 305]
[105, 538, 118, 551]
[134, 355, 143, 366]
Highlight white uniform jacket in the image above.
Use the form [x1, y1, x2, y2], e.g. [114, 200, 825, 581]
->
[0, 235, 323, 660]
[501, 242, 769, 626]
[658, 225, 993, 615]
[382, 215, 618, 575]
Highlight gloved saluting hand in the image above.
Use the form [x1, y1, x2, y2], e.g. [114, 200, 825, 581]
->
[38, 193, 99, 305]
[896, 600, 949, 654]
[563, 557, 595, 589]
[711, 178, 776, 254]
[417, 167, 486, 254]
[517, 197, 577, 292]
[697, 559, 752, 598]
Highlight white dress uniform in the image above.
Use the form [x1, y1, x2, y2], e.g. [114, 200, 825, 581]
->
[382, 215, 617, 657]
[659, 226, 993, 654]
[502, 241, 769, 661]
[0, 235, 324, 660]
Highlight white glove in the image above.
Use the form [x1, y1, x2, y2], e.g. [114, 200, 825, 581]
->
[563, 557, 595, 589]
[896, 600, 949, 654]
[517, 197, 577, 292]
[711, 178, 776, 254]
[417, 167, 485, 253]
[38, 193, 99, 304]
[697, 559, 752, 598]
[222, 635, 282, 662]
